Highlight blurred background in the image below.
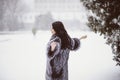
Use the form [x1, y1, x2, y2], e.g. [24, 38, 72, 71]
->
[0, 0, 89, 32]
[0, 0, 120, 80]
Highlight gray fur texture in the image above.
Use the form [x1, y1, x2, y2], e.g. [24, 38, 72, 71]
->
[46, 35, 80, 80]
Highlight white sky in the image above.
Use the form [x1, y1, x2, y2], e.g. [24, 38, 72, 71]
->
[21, 0, 88, 25]
[24, 0, 34, 10]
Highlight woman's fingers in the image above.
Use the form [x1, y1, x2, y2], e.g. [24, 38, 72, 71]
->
[83, 35, 87, 39]
[80, 35, 87, 40]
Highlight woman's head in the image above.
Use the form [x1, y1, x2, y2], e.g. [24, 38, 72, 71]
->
[51, 21, 71, 49]
[52, 21, 67, 35]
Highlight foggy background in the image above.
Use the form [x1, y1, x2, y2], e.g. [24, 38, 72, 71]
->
[0, 0, 120, 80]
[0, 0, 89, 32]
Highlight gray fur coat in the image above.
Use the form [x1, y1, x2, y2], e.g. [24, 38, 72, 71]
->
[46, 35, 80, 80]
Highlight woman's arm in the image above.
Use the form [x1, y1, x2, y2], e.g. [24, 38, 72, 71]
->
[68, 35, 87, 51]
[47, 42, 60, 59]
[48, 42, 57, 57]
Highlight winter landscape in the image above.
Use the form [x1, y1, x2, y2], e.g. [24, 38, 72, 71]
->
[0, 30, 120, 80]
[0, 0, 120, 80]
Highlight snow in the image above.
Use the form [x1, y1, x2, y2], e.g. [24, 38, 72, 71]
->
[0, 30, 120, 80]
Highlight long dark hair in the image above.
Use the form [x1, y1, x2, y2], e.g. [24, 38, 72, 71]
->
[52, 21, 71, 49]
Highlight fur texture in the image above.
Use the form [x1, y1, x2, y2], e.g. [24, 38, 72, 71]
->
[46, 35, 80, 80]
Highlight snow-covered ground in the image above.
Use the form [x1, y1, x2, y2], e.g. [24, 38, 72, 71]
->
[0, 30, 120, 80]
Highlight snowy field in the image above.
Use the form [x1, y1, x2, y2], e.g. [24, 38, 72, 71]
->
[0, 30, 120, 80]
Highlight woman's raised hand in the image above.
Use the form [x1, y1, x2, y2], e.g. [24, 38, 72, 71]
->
[80, 35, 87, 40]
[50, 42, 57, 51]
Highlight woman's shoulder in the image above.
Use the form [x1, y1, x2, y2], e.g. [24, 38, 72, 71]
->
[50, 35, 61, 43]
[54, 36, 61, 43]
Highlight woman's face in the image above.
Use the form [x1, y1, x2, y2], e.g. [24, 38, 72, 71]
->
[51, 28, 56, 35]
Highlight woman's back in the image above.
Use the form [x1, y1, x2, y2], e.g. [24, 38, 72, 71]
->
[46, 34, 80, 80]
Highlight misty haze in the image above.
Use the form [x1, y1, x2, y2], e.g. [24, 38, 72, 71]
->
[0, 0, 120, 80]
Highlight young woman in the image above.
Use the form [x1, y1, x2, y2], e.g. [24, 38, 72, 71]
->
[46, 21, 87, 80]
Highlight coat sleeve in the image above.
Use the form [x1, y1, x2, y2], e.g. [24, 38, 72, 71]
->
[47, 41, 61, 60]
[69, 38, 81, 51]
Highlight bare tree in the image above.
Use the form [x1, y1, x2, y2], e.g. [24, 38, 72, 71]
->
[0, 0, 29, 31]
[35, 12, 54, 30]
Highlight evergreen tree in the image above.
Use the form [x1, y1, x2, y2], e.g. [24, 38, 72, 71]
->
[81, 0, 120, 65]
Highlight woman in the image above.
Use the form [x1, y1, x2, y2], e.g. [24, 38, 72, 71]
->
[46, 21, 87, 80]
